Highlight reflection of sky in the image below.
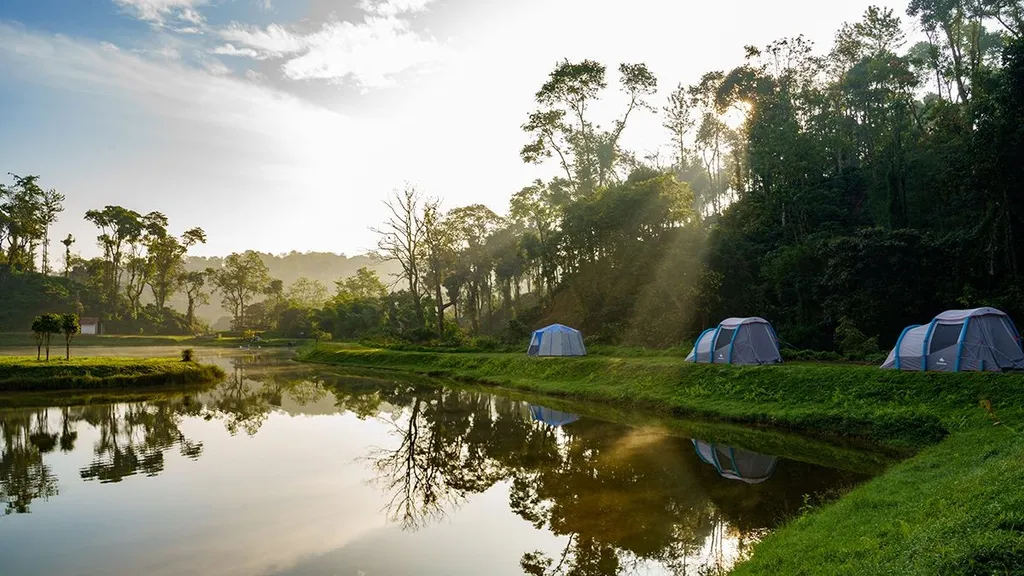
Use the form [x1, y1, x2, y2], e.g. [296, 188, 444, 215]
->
[0, 410, 575, 576]
[0, 348, 813, 575]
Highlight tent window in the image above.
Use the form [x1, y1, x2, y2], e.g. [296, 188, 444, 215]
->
[715, 328, 735, 351]
[929, 323, 962, 353]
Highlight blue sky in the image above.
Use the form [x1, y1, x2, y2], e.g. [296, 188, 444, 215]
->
[0, 0, 911, 259]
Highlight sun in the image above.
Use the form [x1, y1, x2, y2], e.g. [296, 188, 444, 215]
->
[720, 101, 751, 130]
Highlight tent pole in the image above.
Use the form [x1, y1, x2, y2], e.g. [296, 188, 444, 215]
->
[921, 319, 938, 372]
[953, 318, 971, 373]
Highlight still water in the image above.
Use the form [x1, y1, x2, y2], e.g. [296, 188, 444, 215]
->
[0, 349, 881, 576]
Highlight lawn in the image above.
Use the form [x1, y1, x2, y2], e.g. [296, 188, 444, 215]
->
[0, 356, 226, 391]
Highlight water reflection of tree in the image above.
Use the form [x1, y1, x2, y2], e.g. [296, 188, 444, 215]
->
[0, 410, 59, 515]
[0, 356, 334, 513]
[79, 399, 204, 483]
[204, 354, 327, 435]
[330, 381, 869, 576]
[366, 389, 507, 530]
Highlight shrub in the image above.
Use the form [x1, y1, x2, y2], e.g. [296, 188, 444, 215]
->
[501, 318, 530, 345]
[181, 348, 195, 362]
[835, 316, 880, 359]
[470, 336, 500, 351]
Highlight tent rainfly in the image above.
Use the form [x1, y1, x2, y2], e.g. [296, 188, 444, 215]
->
[692, 440, 779, 484]
[686, 317, 782, 365]
[882, 307, 1024, 372]
[528, 404, 580, 427]
[527, 324, 586, 357]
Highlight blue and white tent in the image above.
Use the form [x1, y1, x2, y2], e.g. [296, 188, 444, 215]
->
[527, 324, 586, 357]
[882, 307, 1024, 372]
[528, 404, 580, 427]
[686, 317, 782, 365]
[692, 440, 779, 484]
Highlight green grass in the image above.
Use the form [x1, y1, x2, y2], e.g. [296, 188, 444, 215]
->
[0, 332, 307, 349]
[299, 344, 1024, 575]
[0, 356, 226, 391]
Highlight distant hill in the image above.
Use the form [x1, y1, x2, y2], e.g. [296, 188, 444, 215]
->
[167, 251, 402, 326]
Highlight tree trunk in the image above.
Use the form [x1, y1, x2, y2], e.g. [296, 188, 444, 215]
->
[66, 337, 71, 360]
[434, 282, 445, 336]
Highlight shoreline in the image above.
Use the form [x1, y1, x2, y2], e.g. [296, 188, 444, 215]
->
[298, 345, 1024, 575]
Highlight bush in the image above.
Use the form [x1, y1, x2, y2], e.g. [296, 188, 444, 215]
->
[402, 326, 437, 344]
[181, 348, 195, 362]
[501, 318, 530, 345]
[835, 316, 881, 359]
[440, 322, 468, 347]
[469, 336, 501, 351]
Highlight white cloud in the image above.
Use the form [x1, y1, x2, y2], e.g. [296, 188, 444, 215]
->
[201, 56, 231, 75]
[282, 17, 446, 88]
[213, 43, 267, 59]
[0, 22, 402, 257]
[359, 0, 437, 17]
[217, 23, 306, 58]
[172, 26, 204, 34]
[216, 17, 448, 89]
[114, 0, 208, 25]
[179, 7, 205, 25]
[245, 68, 267, 82]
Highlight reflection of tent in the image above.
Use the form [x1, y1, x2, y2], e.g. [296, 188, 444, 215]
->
[882, 308, 1024, 372]
[692, 440, 779, 484]
[686, 318, 781, 365]
[529, 404, 580, 427]
[527, 324, 587, 357]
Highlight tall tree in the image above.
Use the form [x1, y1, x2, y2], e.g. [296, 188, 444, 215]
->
[211, 251, 271, 330]
[374, 186, 426, 327]
[521, 59, 657, 195]
[421, 200, 456, 335]
[0, 174, 51, 272]
[84, 206, 145, 315]
[181, 269, 213, 331]
[286, 277, 329, 309]
[60, 234, 75, 278]
[147, 227, 206, 313]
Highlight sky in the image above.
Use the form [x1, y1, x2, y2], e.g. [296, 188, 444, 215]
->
[0, 0, 911, 259]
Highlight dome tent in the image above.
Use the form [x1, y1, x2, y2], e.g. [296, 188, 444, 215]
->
[882, 307, 1024, 372]
[528, 404, 580, 427]
[527, 324, 586, 357]
[685, 317, 782, 365]
[692, 440, 779, 484]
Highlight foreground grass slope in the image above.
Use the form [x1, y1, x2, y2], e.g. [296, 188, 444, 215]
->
[0, 356, 225, 391]
[300, 345, 1024, 575]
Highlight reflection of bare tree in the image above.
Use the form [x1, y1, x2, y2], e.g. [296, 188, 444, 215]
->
[366, 389, 505, 530]
[0, 410, 59, 515]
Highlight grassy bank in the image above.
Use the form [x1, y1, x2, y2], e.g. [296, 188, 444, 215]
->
[300, 345, 1024, 575]
[0, 356, 225, 391]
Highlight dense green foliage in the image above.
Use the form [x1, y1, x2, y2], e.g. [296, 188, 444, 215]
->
[346, 5, 1024, 352]
[0, 356, 224, 391]
[301, 345, 1024, 574]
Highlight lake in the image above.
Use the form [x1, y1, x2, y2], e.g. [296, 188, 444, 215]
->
[0, 348, 885, 576]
